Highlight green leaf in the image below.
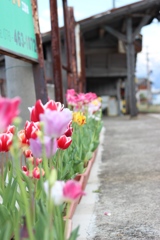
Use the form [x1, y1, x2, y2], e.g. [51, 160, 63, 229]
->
[0, 205, 11, 225]
[2, 221, 12, 240]
[68, 226, 79, 240]
[0, 205, 13, 239]
[35, 214, 46, 240]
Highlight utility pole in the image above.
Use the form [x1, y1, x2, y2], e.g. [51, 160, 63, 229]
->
[113, 0, 116, 8]
[146, 46, 151, 106]
[146, 47, 150, 80]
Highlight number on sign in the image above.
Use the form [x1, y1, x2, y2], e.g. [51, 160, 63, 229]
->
[12, 0, 21, 7]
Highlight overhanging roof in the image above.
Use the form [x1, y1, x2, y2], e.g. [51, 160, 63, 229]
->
[42, 0, 160, 43]
[79, 0, 160, 33]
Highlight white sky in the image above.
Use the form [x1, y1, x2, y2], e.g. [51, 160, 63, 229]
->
[37, 0, 160, 88]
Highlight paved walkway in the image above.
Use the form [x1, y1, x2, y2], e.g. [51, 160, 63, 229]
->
[73, 114, 160, 240]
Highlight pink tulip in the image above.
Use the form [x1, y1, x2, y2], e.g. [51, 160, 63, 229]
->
[76, 93, 86, 104]
[85, 92, 97, 103]
[0, 97, 20, 132]
[66, 89, 76, 96]
[66, 89, 78, 106]
[63, 180, 85, 201]
[44, 179, 85, 205]
[40, 108, 72, 138]
[66, 89, 76, 100]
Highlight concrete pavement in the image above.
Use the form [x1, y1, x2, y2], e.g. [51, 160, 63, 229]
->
[72, 114, 160, 240]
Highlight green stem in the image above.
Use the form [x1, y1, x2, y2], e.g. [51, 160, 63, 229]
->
[48, 185, 54, 240]
[1, 153, 4, 190]
[57, 206, 64, 240]
[66, 202, 71, 219]
[55, 205, 64, 240]
[16, 170, 35, 240]
[12, 132, 35, 240]
[56, 150, 61, 178]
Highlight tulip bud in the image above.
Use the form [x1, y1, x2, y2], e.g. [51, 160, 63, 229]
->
[48, 168, 57, 187]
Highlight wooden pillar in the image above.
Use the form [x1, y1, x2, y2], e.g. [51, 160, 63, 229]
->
[80, 35, 86, 92]
[50, 0, 63, 103]
[62, 0, 73, 90]
[126, 17, 138, 117]
[116, 79, 121, 116]
[68, 7, 79, 92]
[32, 0, 48, 104]
[75, 24, 82, 92]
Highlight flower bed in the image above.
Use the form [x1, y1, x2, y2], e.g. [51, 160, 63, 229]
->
[0, 89, 102, 240]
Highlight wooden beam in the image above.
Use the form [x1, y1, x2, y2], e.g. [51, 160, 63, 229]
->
[126, 17, 138, 117]
[132, 14, 152, 39]
[131, 13, 146, 17]
[85, 68, 127, 77]
[104, 26, 126, 42]
[85, 48, 115, 55]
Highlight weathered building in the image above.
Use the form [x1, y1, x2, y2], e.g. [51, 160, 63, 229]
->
[0, 0, 160, 117]
[42, 0, 160, 116]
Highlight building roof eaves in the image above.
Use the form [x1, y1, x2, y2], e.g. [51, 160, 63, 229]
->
[79, 0, 160, 32]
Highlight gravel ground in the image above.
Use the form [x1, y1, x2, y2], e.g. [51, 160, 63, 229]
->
[92, 115, 160, 240]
